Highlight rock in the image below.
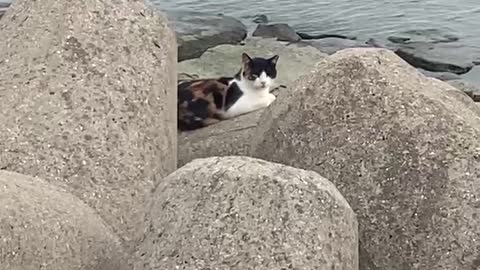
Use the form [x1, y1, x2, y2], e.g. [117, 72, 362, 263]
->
[0, 1, 9, 18]
[0, 170, 129, 270]
[0, 0, 177, 250]
[250, 48, 480, 270]
[177, 37, 327, 166]
[417, 68, 461, 81]
[365, 38, 399, 51]
[387, 36, 410, 44]
[304, 37, 372, 55]
[394, 42, 475, 74]
[252, 23, 301, 42]
[448, 79, 480, 102]
[178, 110, 264, 167]
[252, 14, 268, 23]
[165, 10, 247, 61]
[365, 38, 390, 48]
[134, 156, 358, 270]
[388, 29, 459, 44]
[297, 32, 355, 40]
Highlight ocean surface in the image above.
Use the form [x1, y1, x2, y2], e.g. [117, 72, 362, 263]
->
[150, 0, 480, 50]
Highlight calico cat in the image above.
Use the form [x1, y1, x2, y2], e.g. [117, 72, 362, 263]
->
[177, 52, 279, 131]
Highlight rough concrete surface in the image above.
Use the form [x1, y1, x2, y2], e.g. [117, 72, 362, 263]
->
[0, 170, 129, 270]
[251, 48, 480, 270]
[178, 110, 263, 167]
[0, 0, 177, 250]
[134, 156, 358, 270]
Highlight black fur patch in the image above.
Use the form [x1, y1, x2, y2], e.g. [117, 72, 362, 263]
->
[241, 53, 279, 81]
[177, 78, 228, 131]
[218, 76, 233, 85]
[187, 98, 210, 119]
[178, 81, 194, 101]
[212, 91, 224, 110]
[247, 58, 278, 79]
[224, 82, 244, 111]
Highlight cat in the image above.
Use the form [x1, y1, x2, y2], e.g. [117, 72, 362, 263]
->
[177, 52, 279, 131]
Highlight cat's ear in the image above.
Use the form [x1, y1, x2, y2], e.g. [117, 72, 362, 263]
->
[242, 53, 252, 65]
[269, 55, 279, 65]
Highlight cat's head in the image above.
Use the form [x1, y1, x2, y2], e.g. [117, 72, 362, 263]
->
[241, 53, 279, 90]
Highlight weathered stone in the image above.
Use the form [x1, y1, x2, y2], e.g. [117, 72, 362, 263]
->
[0, 170, 129, 270]
[134, 156, 358, 270]
[177, 37, 327, 166]
[252, 14, 269, 23]
[388, 29, 459, 44]
[0, 0, 177, 250]
[178, 110, 263, 167]
[394, 42, 476, 74]
[305, 37, 372, 55]
[165, 10, 247, 61]
[178, 37, 328, 89]
[251, 48, 480, 270]
[297, 32, 355, 40]
[252, 23, 301, 42]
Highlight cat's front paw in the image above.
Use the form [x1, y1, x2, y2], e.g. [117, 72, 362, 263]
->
[266, 93, 276, 106]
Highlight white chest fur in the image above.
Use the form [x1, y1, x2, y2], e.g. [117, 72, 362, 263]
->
[219, 78, 276, 119]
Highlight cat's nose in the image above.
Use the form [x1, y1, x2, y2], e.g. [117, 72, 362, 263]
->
[260, 82, 266, 87]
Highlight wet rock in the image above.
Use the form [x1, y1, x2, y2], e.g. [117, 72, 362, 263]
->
[387, 36, 410, 44]
[251, 48, 480, 270]
[134, 156, 358, 270]
[365, 38, 399, 50]
[177, 37, 327, 165]
[417, 68, 461, 81]
[448, 79, 480, 102]
[252, 14, 268, 23]
[0, 0, 177, 251]
[166, 10, 247, 61]
[394, 42, 475, 74]
[252, 23, 301, 42]
[388, 29, 459, 44]
[305, 37, 371, 55]
[0, 170, 129, 270]
[297, 32, 355, 40]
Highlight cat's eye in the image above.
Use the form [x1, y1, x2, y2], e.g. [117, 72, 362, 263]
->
[248, 75, 258, 80]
